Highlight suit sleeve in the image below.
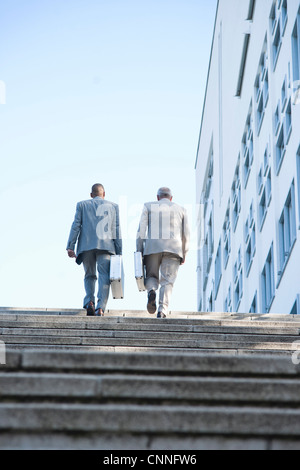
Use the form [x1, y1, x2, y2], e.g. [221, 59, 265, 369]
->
[113, 204, 122, 255]
[66, 202, 82, 251]
[182, 208, 190, 258]
[136, 204, 148, 253]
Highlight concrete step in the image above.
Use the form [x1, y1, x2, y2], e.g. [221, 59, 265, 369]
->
[1, 372, 300, 406]
[1, 336, 298, 355]
[3, 348, 300, 376]
[2, 311, 300, 332]
[1, 309, 300, 449]
[1, 311, 299, 355]
[1, 403, 300, 437]
[1, 318, 300, 334]
[1, 328, 299, 343]
[5, 344, 254, 356]
[2, 307, 300, 321]
[2, 325, 298, 340]
[0, 431, 296, 451]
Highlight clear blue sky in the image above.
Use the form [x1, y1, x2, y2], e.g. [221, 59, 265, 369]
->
[0, 0, 217, 312]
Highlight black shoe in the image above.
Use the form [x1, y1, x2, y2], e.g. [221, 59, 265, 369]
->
[86, 301, 95, 316]
[147, 290, 157, 314]
[157, 311, 166, 319]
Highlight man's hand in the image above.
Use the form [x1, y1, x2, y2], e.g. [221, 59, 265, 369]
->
[67, 249, 76, 259]
[180, 256, 185, 265]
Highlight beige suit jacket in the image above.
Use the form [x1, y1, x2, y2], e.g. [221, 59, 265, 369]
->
[136, 198, 190, 260]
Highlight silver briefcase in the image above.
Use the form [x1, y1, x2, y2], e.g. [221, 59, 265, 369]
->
[110, 255, 124, 299]
[134, 251, 146, 292]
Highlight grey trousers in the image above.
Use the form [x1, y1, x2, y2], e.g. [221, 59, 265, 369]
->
[81, 250, 111, 311]
[144, 252, 181, 315]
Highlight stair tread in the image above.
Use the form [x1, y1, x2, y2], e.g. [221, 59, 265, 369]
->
[1, 309, 300, 448]
[1, 403, 300, 436]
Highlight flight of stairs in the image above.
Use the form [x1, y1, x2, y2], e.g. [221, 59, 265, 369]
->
[1, 307, 300, 450]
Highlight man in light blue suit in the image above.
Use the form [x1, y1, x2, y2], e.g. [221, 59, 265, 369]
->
[66, 183, 122, 316]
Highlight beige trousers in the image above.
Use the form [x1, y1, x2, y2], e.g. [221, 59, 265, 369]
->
[144, 252, 181, 315]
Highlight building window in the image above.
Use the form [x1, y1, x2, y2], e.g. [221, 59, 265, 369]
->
[214, 239, 222, 299]
[278, 181, 296, 281]
[275, 124, 286, 173]
[232, 159, 241, 231]
[296, 145, 300, 224]
[203, 210, 214, 290]
[281, 75, 288, 111]
[292, 8, 300, 83]
[245, 201, 255, 243]
[266, 169, 272, 205]
[208, 290, 214, 313]
[203, 176, 213, 217]
[243, 142, 254, 188]
[247, 0, 256, 21]
[223, 202, 231, 269]
[233, 247, 243, 311]
[274, 101, 281, 136]
[260, 143, 272, 213]
[273, 73, 292, 174]
[255, 39, 269, 134]
[261, 244, 275, 313]
[249, 292, 258, 313]
[270, 0, 288, 69]
[264, 143, 270, 175]
[281, 0, 288, 31]
[284, 99, 292, 145]
[242, 104, 254, 188]
[207, 212, 214, 260]
[245, 201, 256, 276]
[234, 272, 243, 312]
[258, 166, 263, 195]
[259, 187, 268, 230]
[198, 296, 202, 313]
[245, 228, 256, 276]
[224, 284, 232, 313]
[236, 34, 251, 97]
[257, 94, 265, 132]
[270, 1, 277, 33]
[273, 20, 282, 66]
[290, 295, 300, 315]
[203, 145, 214, 216]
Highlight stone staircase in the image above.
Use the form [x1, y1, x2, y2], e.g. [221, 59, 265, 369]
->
[1, 308, 300, 450]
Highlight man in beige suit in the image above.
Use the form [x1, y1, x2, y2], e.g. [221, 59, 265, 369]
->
[136, 187, 190, 318]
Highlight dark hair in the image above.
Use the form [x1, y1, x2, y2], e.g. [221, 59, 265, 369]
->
[91, 184, 105, 195]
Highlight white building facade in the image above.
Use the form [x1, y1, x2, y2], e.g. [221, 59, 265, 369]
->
[196, 0, 300, 314]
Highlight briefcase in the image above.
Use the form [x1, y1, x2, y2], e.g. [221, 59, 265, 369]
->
[110, 255, 124, 299]
[134, 251, 146, 292]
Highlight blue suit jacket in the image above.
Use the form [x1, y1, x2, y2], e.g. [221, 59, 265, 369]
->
[67, 197, 122, 265]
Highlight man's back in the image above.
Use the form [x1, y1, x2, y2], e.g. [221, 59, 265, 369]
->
[137, 198, 189, 260]
[66, 184, 122, 315]
[67, 196, 122, 264]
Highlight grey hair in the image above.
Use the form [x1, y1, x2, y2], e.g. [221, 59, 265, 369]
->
[157, 187, 173, 199]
